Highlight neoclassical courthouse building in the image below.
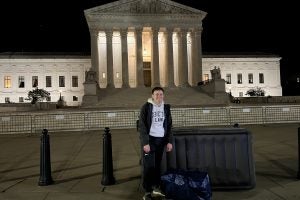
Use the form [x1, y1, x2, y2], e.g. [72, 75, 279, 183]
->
[0, 0, 282, 106]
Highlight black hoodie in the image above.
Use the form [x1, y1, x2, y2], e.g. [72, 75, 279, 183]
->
[138, 100, 173, 146]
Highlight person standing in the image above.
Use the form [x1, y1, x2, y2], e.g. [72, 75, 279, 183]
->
[139, 87, 173, 200]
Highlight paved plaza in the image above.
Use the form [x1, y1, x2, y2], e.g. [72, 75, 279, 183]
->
[0, 123, 300, 200]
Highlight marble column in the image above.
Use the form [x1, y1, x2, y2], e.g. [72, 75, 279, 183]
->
[165, 28, 175, 87]
[151, 27, 160, 87]
[190, 30, 200, 86]
[90, 29, 99, 81]
[177, 29, 189, 87]
[105, 29, 114, 88]
[181, 29, 189, 87]
[120, 28, 129, 88]
[195, 27, 203, 83]
[135, 27, 144, 87]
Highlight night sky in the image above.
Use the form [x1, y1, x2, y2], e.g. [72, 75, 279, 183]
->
[0, 0, 298, 93]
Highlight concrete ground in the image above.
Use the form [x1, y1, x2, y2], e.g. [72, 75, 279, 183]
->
[0, 123, 300, 200]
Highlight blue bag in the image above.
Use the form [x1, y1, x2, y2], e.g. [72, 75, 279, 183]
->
[161, 169, 212, 200]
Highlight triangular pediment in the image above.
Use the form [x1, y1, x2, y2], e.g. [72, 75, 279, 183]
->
[85, 0, 206, 16]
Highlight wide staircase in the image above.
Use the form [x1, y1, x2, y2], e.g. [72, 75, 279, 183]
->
[87, 86, 228, 109]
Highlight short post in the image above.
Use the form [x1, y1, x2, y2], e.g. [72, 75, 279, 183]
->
[38, 129, 53, 186]
[101, 127, 115, 185]
[233, 123, 239, 128]
[136, 119, 139, 131]
[297, 127, 300, 179]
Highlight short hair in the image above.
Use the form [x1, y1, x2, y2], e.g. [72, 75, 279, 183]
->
[152, 87, 164, 94]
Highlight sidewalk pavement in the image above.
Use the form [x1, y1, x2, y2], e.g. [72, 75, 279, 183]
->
[0, 123, 300, 200]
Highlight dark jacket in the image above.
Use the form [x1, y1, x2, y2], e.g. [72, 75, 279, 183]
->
[139, 102, 173, 146]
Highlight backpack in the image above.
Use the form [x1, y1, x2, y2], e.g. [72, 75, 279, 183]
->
[161, 169, 212, 200]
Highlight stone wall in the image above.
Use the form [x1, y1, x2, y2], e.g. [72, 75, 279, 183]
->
[231, 96, 300, 104]
[0, 102, 57, 112]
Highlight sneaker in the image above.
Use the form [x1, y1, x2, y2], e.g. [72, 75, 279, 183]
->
[143, 192, 152, 200]
[151, 187, 165, 197]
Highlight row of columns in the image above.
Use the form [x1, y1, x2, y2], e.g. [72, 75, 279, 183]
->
[90, 27, 203, 88]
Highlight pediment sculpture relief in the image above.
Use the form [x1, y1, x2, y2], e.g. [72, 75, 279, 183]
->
[89, 0, 197, 15]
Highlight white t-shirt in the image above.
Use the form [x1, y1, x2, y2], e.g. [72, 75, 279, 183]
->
[149, 103, 165, 137]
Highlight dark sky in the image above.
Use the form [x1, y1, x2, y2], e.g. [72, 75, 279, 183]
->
[0, 0, 298, 77]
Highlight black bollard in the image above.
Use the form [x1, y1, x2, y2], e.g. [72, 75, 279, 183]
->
[101, 127, 115, 185]
[136, 119, 139, 131]
[297, 127, 300, 179]
[233, 123, 240, 128]
[38, 129, 53, 186]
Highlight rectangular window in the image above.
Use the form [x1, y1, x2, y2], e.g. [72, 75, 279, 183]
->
[226, 74, 231, 84]
[237, 73, 242, 84]
[5, 97, 10, 103]
[143, 62, 151, 69]
[32, 76, 38, 87]
[4, 76, 11, 88]
[239, 92, 243, 97]
[72, 76, 78, 87]
[204, 74, 209, 82]
[259, 73, 264, 83]
[73, 96, 78, 101]
[19, 97, 24, 103]
[59, 76, 65, 87]
[248, 73, 253, 84]
[46, 76, 52, 87]
[18, 76, 25, 88]
[46, 96, 51, 102]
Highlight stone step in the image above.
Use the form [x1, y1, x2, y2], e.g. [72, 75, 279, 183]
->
[89, 87, 228, 109]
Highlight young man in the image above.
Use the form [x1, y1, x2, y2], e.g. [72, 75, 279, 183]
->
[139, 87, 173, 200]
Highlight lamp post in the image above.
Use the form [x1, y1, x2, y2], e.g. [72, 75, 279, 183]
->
[57, 90, 64, 108]
[59, 90, 62, 101]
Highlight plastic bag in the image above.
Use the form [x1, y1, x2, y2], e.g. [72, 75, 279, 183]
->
[161, 169, 212, 200]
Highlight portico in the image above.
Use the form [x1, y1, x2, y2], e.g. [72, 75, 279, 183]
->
[84, 0, 207, 88]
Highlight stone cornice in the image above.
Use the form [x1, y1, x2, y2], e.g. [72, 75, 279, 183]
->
[202, 57, 282, 62]
[85, 13, 204, 23]
[86, 16, 203, 30]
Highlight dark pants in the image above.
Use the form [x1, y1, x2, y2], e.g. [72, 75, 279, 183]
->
[142, 136, 165, 192]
